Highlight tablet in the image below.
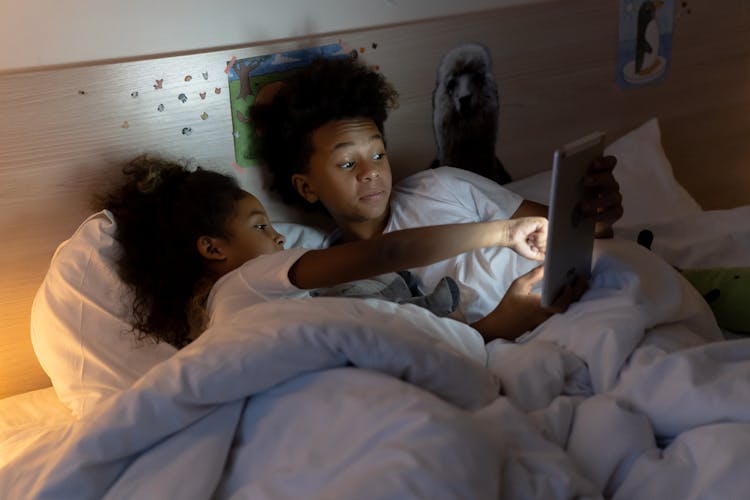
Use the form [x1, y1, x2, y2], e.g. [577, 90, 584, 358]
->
[540, 131, 606, 308]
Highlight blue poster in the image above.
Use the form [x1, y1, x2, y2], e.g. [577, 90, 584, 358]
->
[616, 0, 674, 89]
[227, 43, 352, 166]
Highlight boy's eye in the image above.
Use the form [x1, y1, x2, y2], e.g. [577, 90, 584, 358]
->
[338, 161, 355, 170]
[254, 224, 267, 230]
[372, 152, 385, 160]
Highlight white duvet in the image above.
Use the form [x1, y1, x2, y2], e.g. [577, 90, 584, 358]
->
[3, 240, 750, 500]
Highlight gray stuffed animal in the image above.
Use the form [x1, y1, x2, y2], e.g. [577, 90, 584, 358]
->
[430, 42, 511, 185]
[311, 271, 460, 318]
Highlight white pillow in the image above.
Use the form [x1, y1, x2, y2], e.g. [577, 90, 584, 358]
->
[503, 170, 551, 206]
[273, 222, 328, 249]
[31, 211, 176, 417]
[613, 205, 750, 269]
[605, 118, 702, 226]
[505, 118, 703, 227]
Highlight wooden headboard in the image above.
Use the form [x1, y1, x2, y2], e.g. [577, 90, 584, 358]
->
[2, 0, 749, 398]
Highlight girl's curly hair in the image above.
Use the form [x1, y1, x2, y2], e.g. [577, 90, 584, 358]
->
[249, 56, 399, 209]
[95, 156, 246, 347]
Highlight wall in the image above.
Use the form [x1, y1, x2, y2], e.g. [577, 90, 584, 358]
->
[0, 0, 543, 72]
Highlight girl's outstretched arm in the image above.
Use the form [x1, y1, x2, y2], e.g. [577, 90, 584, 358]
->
[289, 217, 546, 289]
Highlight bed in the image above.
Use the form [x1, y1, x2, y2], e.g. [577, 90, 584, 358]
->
[2, 1, 750, 498]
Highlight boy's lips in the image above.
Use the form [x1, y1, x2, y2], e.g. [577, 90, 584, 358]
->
[359, 190, 386, 202]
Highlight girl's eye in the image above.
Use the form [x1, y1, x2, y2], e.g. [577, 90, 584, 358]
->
[372, 152, 385, 160]
[338, 161, 355, 170]
[254, 224, 267, 230]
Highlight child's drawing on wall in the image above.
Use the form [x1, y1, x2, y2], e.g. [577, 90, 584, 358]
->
[227, 43, 350, 166]
[617, 0, 674, 88]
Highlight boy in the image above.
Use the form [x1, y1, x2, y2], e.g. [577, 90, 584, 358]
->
[250, 57, 623, 340]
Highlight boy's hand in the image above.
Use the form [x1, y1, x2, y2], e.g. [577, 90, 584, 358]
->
[544, 273, 589, 314]
[507, 216, 548, 261]
[582, 155, 623, 238]
[472, 266, 550, 341]
[471, 265, 589, 342]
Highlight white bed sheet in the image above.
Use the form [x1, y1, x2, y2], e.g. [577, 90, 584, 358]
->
[0, 387, 74, 468]
[4, 240, 750, 500]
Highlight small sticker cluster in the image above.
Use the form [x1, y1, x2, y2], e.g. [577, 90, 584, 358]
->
[109, 68, 221, 136]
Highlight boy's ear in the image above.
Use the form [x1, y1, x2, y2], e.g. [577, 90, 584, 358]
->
[291, 173, 319, 204]
[196, 236, 227, 261]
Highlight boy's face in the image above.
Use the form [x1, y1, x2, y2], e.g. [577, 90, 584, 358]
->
[219, 193, 285, 271]
[292, 118, 392, 228]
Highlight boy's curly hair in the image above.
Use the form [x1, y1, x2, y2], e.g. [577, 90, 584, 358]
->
[95, 156, 246, 347]
[249, 57, 399, 208]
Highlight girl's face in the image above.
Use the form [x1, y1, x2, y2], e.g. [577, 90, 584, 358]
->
[217, 193, 285, 271]
[292, 118, 392, 230]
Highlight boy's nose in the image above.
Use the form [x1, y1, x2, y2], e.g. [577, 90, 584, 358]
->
[358, 163, 380, 181]
[274, 233, 286, 247]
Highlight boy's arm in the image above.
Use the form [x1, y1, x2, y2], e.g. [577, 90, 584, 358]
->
[511, 199, 548, 218]
[289, 218, 546, 290]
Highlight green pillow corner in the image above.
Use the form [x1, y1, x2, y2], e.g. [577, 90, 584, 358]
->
[681, 267, 750, 334]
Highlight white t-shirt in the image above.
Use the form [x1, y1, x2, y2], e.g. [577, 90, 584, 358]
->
[207, 247, 309, 327]
[385, 167, 537, 323]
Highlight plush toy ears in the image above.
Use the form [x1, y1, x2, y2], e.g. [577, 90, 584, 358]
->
[636, 229, 654, 250]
